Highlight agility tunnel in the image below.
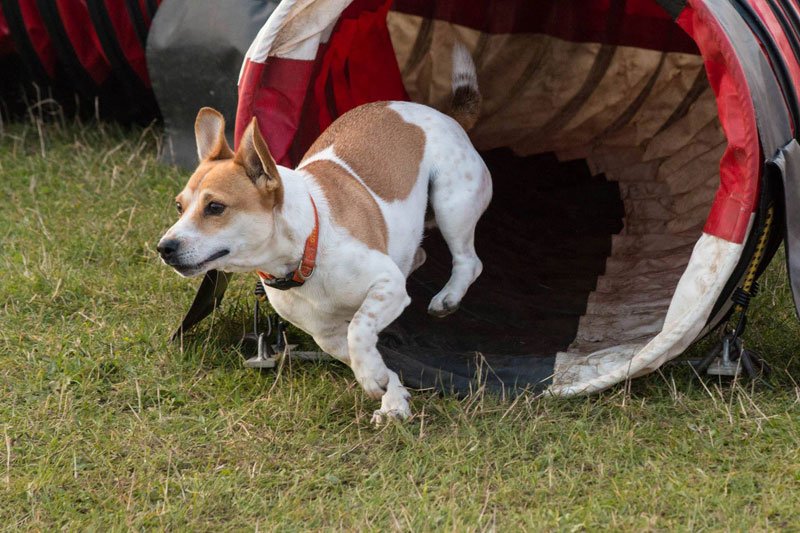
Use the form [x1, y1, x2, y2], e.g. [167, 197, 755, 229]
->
[0, 0, 159, 119]
[173, 0, 800, 395]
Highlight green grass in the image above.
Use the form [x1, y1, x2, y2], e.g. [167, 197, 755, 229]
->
[2, 118, 800, 531]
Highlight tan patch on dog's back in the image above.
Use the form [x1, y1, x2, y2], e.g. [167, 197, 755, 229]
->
[302, 102, 425, 202]
[302, 159, 388, 252]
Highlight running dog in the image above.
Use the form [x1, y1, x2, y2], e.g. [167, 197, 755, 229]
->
[158, 44, 492, 423]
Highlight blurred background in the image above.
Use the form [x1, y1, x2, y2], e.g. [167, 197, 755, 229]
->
[0, 0, 278, 167]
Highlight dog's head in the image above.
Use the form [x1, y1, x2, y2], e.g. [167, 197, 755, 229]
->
[157, 108, 283, 277]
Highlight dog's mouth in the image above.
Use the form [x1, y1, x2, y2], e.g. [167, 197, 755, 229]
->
[168, 249, 230, 276]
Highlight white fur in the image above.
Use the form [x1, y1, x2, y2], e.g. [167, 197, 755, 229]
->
[266, 103, 492, 423]
[161, 93, 491, 425]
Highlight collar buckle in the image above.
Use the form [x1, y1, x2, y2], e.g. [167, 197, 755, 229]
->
[260, 276, 305, 290]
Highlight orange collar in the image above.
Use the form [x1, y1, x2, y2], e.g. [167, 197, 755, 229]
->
[257, 195, 319, 290]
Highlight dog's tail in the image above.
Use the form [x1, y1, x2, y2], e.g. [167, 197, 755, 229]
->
[448, 42, 481, 132]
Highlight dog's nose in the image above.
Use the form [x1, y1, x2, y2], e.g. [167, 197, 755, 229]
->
[157, 238, 181, 259]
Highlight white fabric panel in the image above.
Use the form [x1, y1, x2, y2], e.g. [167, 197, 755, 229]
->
[242, 0, 350, 67]
[551, 235, 742, 394]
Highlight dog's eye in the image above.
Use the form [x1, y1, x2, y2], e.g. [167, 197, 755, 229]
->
[175, 202, 183, 215]
[205, 202, 226, 216]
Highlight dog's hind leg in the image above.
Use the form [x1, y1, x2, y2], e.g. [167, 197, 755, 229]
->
[347, 262, 413, 424]
[428, 159, 492, 317]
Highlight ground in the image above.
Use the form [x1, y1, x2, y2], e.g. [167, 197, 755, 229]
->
[2, 119, 800, 530]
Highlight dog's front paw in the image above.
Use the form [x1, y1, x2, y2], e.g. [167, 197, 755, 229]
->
[428, 291, 460, 317]
[371, 407, 411, 425]
[371, 384, 412, 425]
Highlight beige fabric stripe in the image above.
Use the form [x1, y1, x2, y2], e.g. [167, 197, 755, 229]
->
[401, 16, 433, 78]
[656, 67, 710, 135]
[537, 44, 618, 137]
[599, 52, 667, 138]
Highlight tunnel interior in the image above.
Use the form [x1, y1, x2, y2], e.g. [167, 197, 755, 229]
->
[383, 150, 625, 389]
[378, 4, 726, 392]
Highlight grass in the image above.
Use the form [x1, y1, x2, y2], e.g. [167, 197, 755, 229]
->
[2, 117, 800, 531]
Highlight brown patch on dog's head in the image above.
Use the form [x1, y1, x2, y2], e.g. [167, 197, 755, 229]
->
[302, 159, 388, 252]
[159, 109, 287, 277]
[234, 117, 283, 206]
[301, 102, 425, 202]
[176, 160, 280, 234]
[174, 110, 284, 236]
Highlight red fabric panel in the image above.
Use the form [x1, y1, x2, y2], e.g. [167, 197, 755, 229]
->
[55, 0, 110, 85]
[101, 0, 149, 85]
[138, 0, 152, 25]
[237, 0, 409, 167]
[0, 6, 14, 56]
[309, 0, 408, 137]
[19, 0, 56, 78]
[289, 43, 330, 164]
[393, 0, 699, 54]
[751, 0, 800, 134]
[235, 58, 317, 165]
[678, 1, 759, 244]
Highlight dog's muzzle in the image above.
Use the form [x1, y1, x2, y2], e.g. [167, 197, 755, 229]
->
[157, 238, 181, 262]
[157, 238, 229, 275]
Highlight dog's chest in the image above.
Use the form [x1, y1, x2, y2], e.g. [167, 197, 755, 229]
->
[264, 277, 364, 334]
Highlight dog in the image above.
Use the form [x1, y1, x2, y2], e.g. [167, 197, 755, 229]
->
[158, 44, 492, 423]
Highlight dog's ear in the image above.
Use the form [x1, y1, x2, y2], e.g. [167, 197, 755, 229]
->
[235, 117, 282, 195]
[195, 107, 234, 162]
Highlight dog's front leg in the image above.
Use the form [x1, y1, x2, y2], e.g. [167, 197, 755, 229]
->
[348, 267, 412, 424]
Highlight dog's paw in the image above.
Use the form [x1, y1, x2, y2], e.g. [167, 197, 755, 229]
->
[353, 367, 390, 400]
[371, 384, 411, 425]
[371, 407, 411, 425]
[428, 292, 460, 317]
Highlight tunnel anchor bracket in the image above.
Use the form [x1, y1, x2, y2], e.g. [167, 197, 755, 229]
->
[242, 280, 330, 368]
[693, 284, 771, 379]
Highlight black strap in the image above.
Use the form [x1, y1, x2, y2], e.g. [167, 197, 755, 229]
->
[769, 1, 800, 118]
[145, 0, 159, 20]
[731, 0, 800, 138]
[656, 0, 688, 20]
[125, 0, 150, 49]
[171, 270, 233, 341]
[777, 0, 800, 52]
[260, 276, 304, 290]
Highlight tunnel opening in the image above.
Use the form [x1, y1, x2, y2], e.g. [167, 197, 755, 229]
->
[377, 3, 727, 392]
[383, 150, 625, 390]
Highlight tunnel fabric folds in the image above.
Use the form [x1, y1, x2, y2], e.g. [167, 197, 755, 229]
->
[172, 0, 800, 395]
[381, 1, 752, 393]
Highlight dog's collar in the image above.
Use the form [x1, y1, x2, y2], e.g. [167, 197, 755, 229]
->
[257, 195, 319, 290]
